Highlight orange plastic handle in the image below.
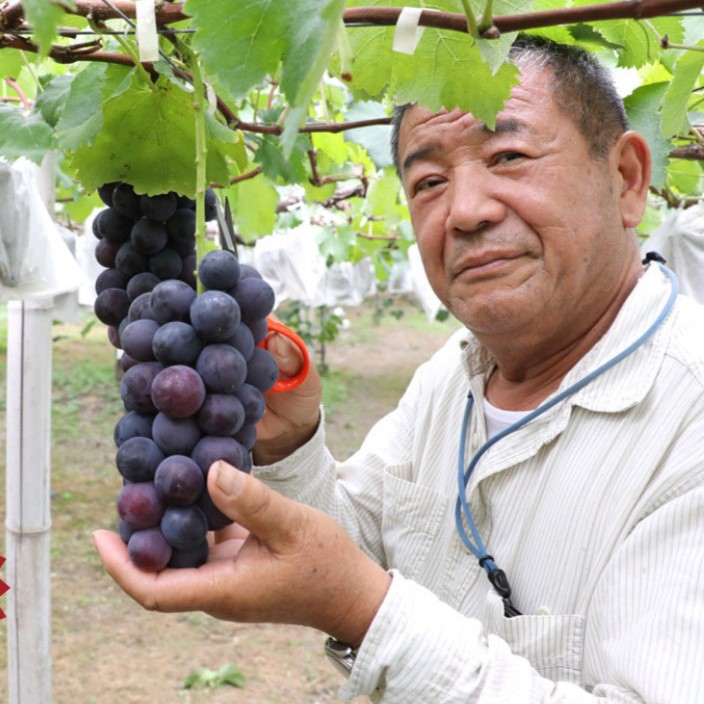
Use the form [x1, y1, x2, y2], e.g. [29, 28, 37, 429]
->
[259, 317, 311, 393]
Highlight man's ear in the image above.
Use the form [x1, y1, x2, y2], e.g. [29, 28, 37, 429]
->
[613, 131, 651, 229]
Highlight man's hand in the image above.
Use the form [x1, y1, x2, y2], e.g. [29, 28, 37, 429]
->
[93, 461, 391, 647]
[254, 331, 323, 465]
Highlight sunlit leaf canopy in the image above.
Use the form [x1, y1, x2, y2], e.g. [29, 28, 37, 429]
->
[0, 0, 702, 273]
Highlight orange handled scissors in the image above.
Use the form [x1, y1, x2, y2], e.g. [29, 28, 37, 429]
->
[260, 317, 311, 393]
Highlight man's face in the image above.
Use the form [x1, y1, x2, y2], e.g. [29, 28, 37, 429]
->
[397, 65, 636, 345]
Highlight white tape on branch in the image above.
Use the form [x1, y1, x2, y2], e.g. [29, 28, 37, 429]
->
[392, 7, 425, 55]
[136, 0, 159, 63]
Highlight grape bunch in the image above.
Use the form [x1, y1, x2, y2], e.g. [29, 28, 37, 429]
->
[91, 182, 279, 571]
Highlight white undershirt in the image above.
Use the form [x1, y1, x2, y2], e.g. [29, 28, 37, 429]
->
[483, 397, 531, 439]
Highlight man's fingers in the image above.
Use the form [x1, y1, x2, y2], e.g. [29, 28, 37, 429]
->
[208, 461, 304, 548]
[265, 332, 303, 378]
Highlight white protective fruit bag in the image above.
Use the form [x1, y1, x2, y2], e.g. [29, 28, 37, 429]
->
[0, 157, 83, 302]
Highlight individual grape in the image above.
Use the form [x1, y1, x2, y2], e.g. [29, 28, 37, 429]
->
[223, 323, 255, 361]
[191, 436, 250, 474]
[128, 292, 157, 322]
[179, 254, 197, 288]
[197, 489, 233, 531]
[244, 347, 279, 393]
[107, 325, 122, 350]
[204, 188, 217, 220]
[198, 249, 240, 291]
[120, 319, 159, 362]
[166, 207, 196, 243]
[152, 321, 201, 366]
[114, 411, 154, 447]
[236, 383, 266, 424]
[112, 183, 142, 220]
[149, 247, 182, 280]
[234, 423, 257, 451]
[131, 218, 168, 256]
[238, 263, 263, 281]
[161, 505, 208, 550]
[94, 239, 121, 268]
[116, 436, 165, 482]
[151, 364, 206, 419]
[153, 455, 204, 506]
[117, 481, 165, 530]
[128, 527, 172, 572]
[197, 393, 245, 436]
[126, 271, 160, 301]
[120, 352, 139, 373]
[115, 242, 148, 278]
[97, 182, 119, 207]
[96, 208, 132, 243]
[119, 519, 134, 544]
[233, 277, 275, 324]
[120, 361, 164, 414]
[140, 192, 178, 222]
[247, 318, 269, 345]
[95, 268, 128, 295]
[167, 539, 208, 568]
[189, 290, 240, 342]
[196, 344, 247, 394]
[150, 279, 196, 324]
[152, 413, 202, 455]
[94, 288, 131, 327]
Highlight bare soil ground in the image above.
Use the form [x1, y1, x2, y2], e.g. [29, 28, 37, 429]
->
[0, 301, 459, 704]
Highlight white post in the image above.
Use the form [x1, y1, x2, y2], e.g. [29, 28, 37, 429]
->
[5, 296, 54, 704]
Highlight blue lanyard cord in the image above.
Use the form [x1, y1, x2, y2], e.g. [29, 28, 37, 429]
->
[455, 263, 679, 616]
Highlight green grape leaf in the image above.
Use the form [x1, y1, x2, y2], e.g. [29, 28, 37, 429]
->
[69, 76, 234, 196]
[667, 158, 703, 196]
[55, 63, 108, 149]
[34, 74, 74, 127]
[255, 134, 310, 184]
[343, 101, 392, 169]
[0, 104, 54, 163]
[363, 169, 405, 226]
[624, 82, 671, 189]
[312, 131, 352, 166]
[227, 177, 279, 238]
[317, 223, 358, 262]
[661, 41, 704, 138]
[23, 0, 70, 57]
[0, 50, 29, 81]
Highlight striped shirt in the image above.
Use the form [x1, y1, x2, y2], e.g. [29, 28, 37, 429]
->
[256, 264, 704, 702]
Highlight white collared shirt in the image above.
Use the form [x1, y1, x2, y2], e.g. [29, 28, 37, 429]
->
[255, 264, 704, 702]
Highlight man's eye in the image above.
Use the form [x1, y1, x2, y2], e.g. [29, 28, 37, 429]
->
[492, 152, 524, 166]
[415, 177, 443, 193]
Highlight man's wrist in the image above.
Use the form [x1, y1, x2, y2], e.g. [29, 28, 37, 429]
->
[252, 413, 321, 465]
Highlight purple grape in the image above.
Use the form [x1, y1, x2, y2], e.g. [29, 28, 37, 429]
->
[131, 218, 168, 255]
[126, 271, 160, 300]
[151, 365, 206, 419]
[117, 482, 165, 530]
[245, 347, 279, 393]
[119, 519, 134, 544]
[196, 344, 247, 394]
[167, 539, 208, 568]
[154, 455, 205, 506]
[204, 188, 217, 220]
[238, 264, 263, 281]
[94, 288, 131, 327]
[191, 436, 249, 474]
[236, 383, 266, 424]
[120, 319, 159, 362]
[161, 505, 208, 550]
[115, 242, 148, 278]
[234, 423, 257, 451]
[197, 489, 233, 531]
[94, 239, 121, 268]
[107, 325, 122, 350]
[179, 254, 197, 288]
[223, 323, 255, 361]
[120, 361, 164, 414]
[96, 208, 132, 243]
[140, 192, 178, 222]
[128, 292, 157, 322]
[128, 527, 172, 571]
[198, 249, 240, 291]
[114, 411, 154, 447]
[95, 268, 128, 294]
[247, 318, 269, 344]
[233, 277, 275, 324]
[97, 182, 119, 207]
[197, 394, 245, 436]
[120, 352, 139, 373]
[166, 208, 196, 243]
[149, 247, 182, 279]
[150, 279, 196, 324]
[190, 290, 240, 342]
[152, 321, 201, 365]
[116, 436, 165, 482]
[152, 413, 202, 455]
[112, 183, 142, 220]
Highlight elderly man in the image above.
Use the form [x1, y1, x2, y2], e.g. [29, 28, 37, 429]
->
[94, 36, 704, 702]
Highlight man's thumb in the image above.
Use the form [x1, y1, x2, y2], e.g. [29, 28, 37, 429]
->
[207, 461, 299, 547]
[265, 332, 303, 378]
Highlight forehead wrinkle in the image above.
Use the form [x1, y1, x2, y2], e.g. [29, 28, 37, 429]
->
[401, 117, 531, 174]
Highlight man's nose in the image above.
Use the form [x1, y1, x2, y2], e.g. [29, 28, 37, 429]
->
[446, 167, 507, 234]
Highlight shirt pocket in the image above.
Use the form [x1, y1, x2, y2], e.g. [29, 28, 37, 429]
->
[483, 590, 586, 685]
[381, 463, 449, 582]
